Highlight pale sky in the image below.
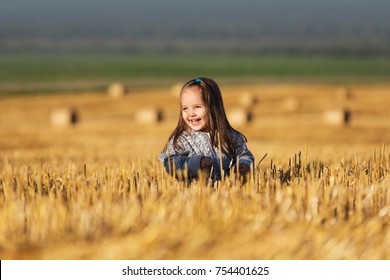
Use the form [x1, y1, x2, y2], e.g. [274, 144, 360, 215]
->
[1, 0, 389, 24]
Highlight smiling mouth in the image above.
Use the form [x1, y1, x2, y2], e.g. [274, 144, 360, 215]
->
[189, 118, 201, 125]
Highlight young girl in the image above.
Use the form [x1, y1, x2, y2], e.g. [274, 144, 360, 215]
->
[159, 77, 254, 182]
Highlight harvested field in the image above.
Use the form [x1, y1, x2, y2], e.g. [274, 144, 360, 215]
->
[0, 83, 389, 259]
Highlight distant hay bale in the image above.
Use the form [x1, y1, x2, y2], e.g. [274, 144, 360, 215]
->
[322, 109, 351, 126]
[238, 92, 257, 108]
[107, 83, 127, 98]
[336, 86, 353, 100]
[227, 108, 253, 126]
[50, 108, 79, 127]
[282, 97, 301, 113]
[170, 83, 183, 98]
[135, 108, 164, 124]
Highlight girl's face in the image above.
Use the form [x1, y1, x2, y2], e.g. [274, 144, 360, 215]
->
[181, 87, 208, 131]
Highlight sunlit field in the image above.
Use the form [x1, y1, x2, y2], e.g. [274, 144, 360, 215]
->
[0, 82, 389, 259]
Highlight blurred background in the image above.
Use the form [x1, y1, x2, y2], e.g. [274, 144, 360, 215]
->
[1, 0, 390, 159]
[1, 0, 390, 94]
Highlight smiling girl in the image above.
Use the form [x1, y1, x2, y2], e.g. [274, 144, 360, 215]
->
[159, 77, 254, 183]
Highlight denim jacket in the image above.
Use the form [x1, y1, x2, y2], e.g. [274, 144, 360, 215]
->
[158, 130, 254, 181]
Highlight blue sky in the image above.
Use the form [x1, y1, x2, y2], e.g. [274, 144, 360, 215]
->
[1, 0, 390, 24]
[1, 0, 389, 53]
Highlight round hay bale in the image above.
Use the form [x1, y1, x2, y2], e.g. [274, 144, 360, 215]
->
[282, 97, 301, 113]
[322, 109, 351, 126]
[336, 86, 353, 100]
[135, 108, 164, 124]
[50, 108, 79, 127]
[238, 92, 257, 108]
[227, 108, 253, 127]
[170, 83, 183, 98]
[107, 83, 127, 98]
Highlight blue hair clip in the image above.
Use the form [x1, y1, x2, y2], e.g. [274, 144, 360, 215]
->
[195, 78, 201, 84]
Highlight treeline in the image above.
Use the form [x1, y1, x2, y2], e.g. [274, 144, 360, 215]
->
[1, 21, 390, 55]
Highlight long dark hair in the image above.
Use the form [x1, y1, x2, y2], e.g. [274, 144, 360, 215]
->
[165, 77, 246, 155]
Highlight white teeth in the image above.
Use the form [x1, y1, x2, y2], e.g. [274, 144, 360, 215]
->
[189, 119, 201, 125]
